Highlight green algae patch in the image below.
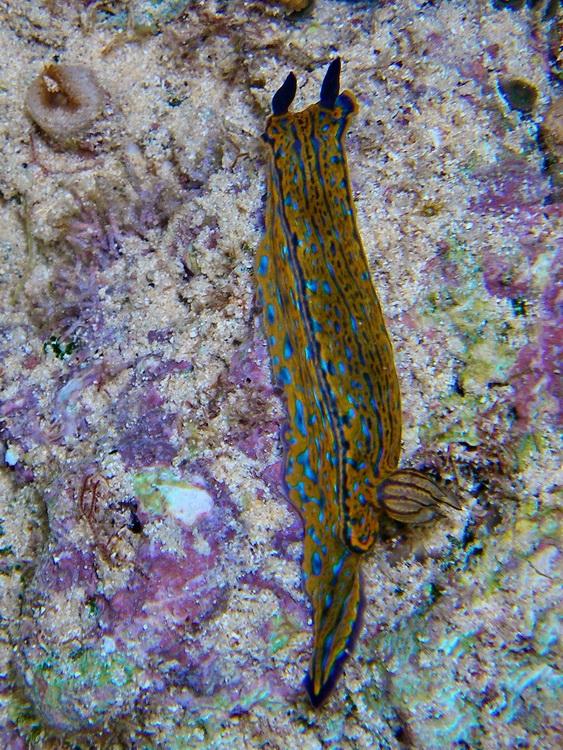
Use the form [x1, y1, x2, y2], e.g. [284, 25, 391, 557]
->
[16, 644, 137, 733]
[134, 468, 213, 525]
[367, 615, 482, 747]
[417, 233, 555, 467]
[268, 612, 303, 655]
[129, 0, 192, 33]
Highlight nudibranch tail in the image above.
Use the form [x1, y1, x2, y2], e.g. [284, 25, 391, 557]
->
[377, 469, 461, 524]
[304, 545, 363, 707]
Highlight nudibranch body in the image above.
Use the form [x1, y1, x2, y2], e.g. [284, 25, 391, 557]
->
[256, 58, 458, 706]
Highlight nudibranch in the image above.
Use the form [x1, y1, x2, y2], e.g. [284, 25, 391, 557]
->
[256, 58, 459, 706]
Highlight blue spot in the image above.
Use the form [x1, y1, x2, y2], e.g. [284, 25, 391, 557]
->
[322, 281, 332, 294]
[361, 416, 371, 440]
[282, 245, 289, 258]
[299, 449, 318, 483]
[338, 361, 346, 374]
[258, 255, 269, 276]
[324, 451, 337, 467]
[283, 335, 293, 359]
[327, 261, 336, 278]
[308, 526, 322, 546]
[350, 314, 358, 333]
[305, 464, 318, 482]
[361, 271, 370, 281]
[294, 481, 307, 501]
[295, 399, 307, 437]
[267, 304, 275, 324]
[321, 635, 335, 672]
[305, 345, 312, 360]
[345, 346, 353, 361]
[324, 592, 333, 610]
[358, 493, 367, 506]
[312, 319, 323, 333]
[312, 552, 322, 576]
[279, 367, 292, 385]
[272, 355, 279, 366]
[332, 555, 345, 577]
[306, 279, 318, 293]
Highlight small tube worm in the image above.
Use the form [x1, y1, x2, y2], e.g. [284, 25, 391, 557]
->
[25, 63, 107, 146]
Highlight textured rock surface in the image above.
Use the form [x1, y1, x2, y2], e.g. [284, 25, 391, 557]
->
[0, 0, 560, 748]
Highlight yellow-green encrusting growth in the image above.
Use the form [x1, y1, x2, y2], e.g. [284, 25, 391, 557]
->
[256, 58, 459, 706]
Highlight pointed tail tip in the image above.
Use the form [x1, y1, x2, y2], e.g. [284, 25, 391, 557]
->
[304, 671, 334, 708]
[303, 555, 365, 707]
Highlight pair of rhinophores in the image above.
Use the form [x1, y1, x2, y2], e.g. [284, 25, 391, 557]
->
[256, 58, 460, 706]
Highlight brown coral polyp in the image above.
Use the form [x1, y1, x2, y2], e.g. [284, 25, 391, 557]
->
[25, 63, 104, 140]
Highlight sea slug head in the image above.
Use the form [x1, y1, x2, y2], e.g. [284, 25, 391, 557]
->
[263, 57, 358, 147]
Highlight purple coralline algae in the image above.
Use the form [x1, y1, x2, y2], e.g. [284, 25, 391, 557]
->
[14, 464, 241, 732]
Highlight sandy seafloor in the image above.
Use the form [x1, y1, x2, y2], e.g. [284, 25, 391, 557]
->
[0, 1, 561, 748]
